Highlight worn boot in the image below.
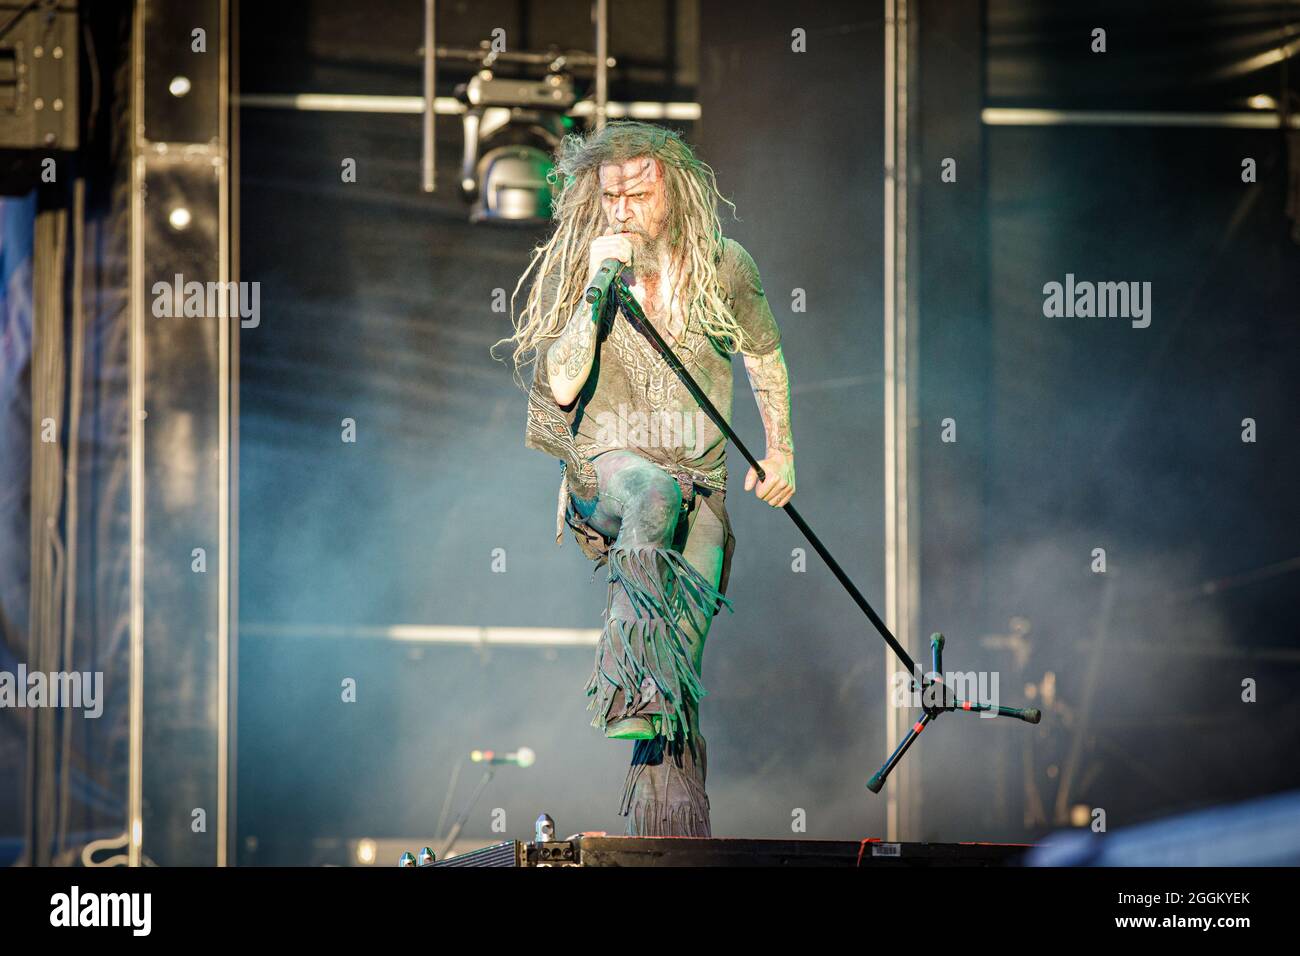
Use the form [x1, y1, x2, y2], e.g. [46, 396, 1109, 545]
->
[620, 728, 711, 837]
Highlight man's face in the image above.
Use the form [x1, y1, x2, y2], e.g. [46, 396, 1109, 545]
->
[599, 156, 668, 260]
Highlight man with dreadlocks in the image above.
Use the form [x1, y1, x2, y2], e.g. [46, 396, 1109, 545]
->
[498, 121, 795, 837]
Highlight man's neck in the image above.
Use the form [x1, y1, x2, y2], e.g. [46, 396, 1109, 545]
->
[628, 251, 686, 341]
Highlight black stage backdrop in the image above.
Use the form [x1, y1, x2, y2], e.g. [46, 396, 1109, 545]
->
[235, 0, 1300, 861]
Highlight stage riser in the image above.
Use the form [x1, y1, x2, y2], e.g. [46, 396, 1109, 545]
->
[422, 837, 1028, 867]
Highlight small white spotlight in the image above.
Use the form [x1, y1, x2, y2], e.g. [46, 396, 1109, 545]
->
[168, 207, 192, 231]
[515, 747, 536, 768]
[1248, 94, 1277, 110]
[169, 76, 192, 98]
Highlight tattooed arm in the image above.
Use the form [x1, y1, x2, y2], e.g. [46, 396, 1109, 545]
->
[742, 346, 796, 507]
[546, 302, 599, 406]
[547, 227, 640, 405]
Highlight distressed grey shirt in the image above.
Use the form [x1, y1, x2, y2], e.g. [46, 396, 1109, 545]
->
[524, 236, 781, 549]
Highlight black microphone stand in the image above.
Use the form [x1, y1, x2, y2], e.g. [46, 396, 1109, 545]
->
[603, 275, 1040, 794]
[439, 764, 497, 859]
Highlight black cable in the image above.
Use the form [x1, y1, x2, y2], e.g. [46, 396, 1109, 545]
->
[82, 15, 101, 147]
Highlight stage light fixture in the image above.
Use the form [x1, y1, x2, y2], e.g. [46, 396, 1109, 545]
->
[455, 63, 575, 224]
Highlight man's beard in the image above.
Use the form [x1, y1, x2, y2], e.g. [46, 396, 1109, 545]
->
[629, 230, 668, 276]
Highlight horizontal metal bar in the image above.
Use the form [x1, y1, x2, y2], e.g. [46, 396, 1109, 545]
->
[571, 99, 700, 120]
[237, 93, 448, 113]
[237, 92, 700, 120]
[433, 44, 606, 67]
[983, 107, 1300, 129]
[1072, 639, 1300, 663]
[241, 622, 600, 646]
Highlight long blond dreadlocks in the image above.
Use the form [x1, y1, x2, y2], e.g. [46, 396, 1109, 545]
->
[491, 121, 751, 389]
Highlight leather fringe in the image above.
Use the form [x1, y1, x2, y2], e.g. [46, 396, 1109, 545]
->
[585, 545, 734, 741]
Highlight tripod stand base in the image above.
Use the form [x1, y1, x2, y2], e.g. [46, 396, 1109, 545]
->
[867, 634, 1041, 793]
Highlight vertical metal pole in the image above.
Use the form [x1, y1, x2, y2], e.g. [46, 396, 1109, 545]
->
[883, 0, 921, 842]
[422, 0, 437, 191]
[128, 0, 234, 867]
[227, 0, 242, 871]
[594, 0, 608, 130]
[127, 0, 145, 869]
[216, 0, 232, 867]
[906, 0, 923, 838]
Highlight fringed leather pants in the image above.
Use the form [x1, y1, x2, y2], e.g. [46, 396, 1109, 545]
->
[571, 449, 734, 836]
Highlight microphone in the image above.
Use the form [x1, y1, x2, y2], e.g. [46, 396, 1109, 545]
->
[584, 257, 630, 307]
[469, 747, 536, 768]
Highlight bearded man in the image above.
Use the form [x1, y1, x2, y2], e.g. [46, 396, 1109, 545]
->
[498, 121, 795, 836]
